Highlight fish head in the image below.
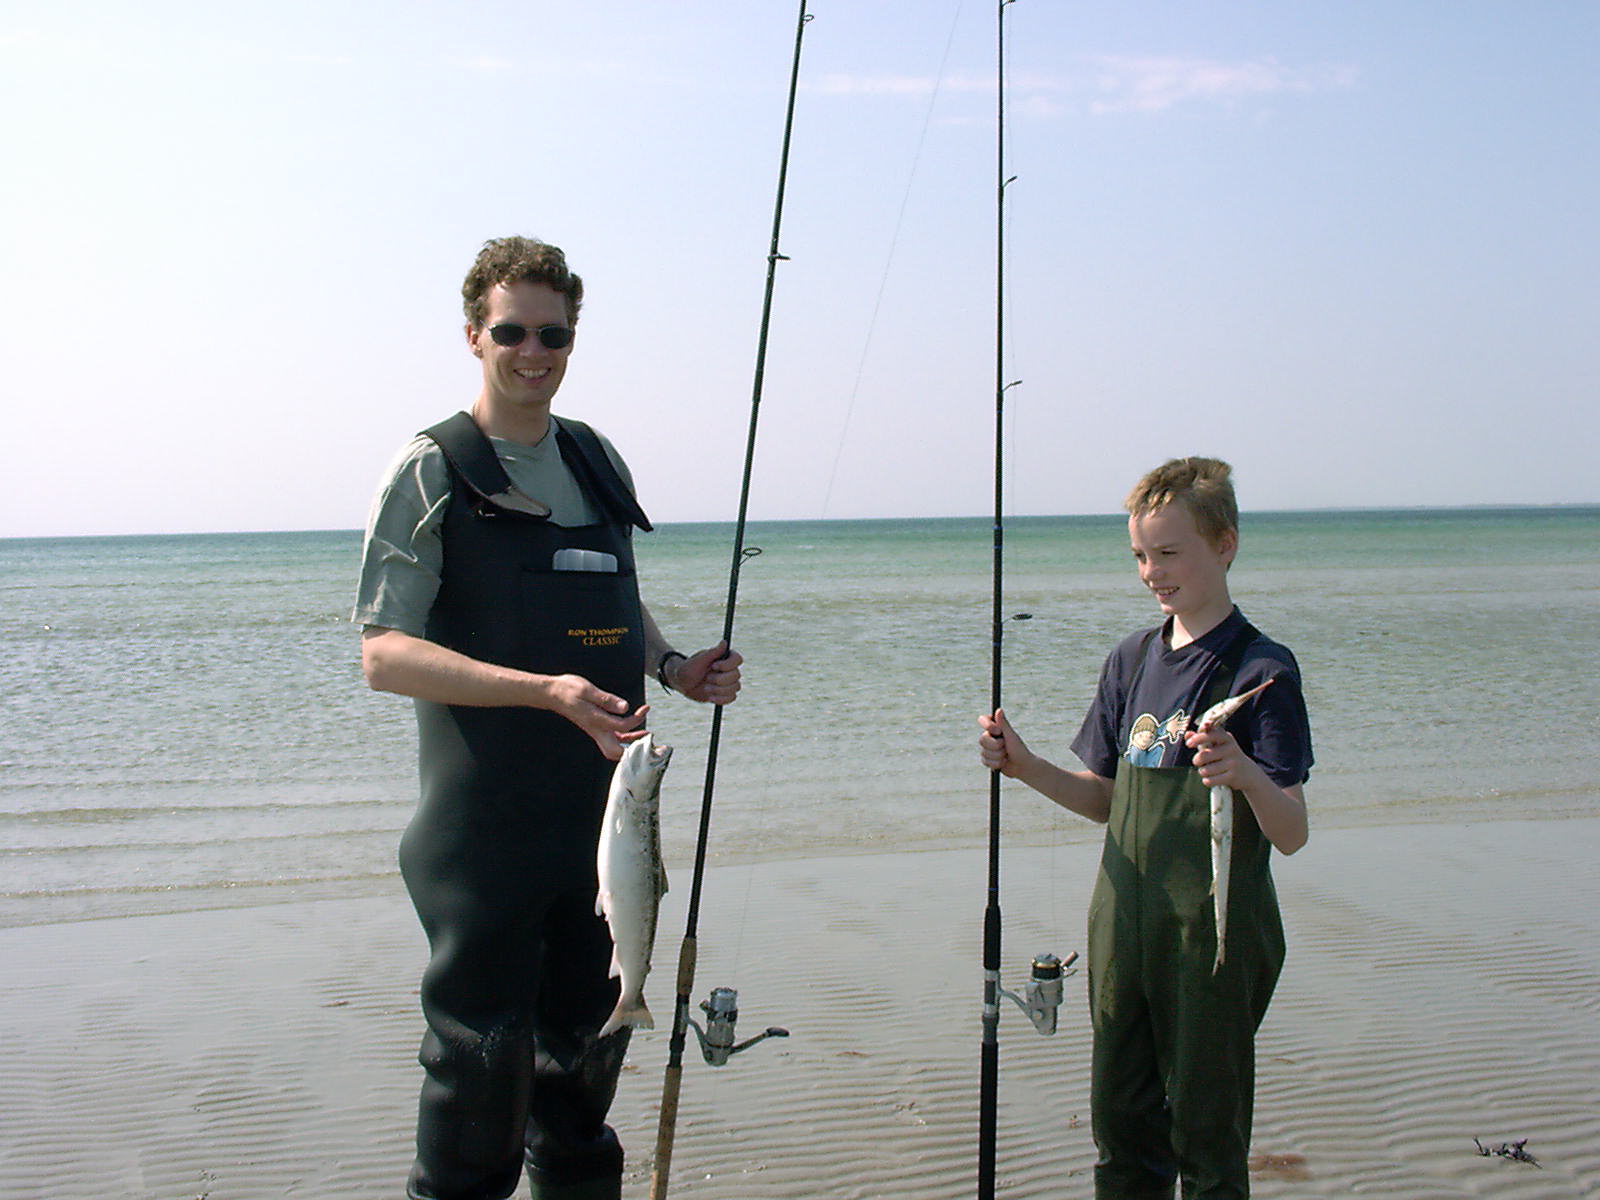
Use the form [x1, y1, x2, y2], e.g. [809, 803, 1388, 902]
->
[1197, 677, 1275, 732]
[616, 731, 674, 801]
[648, 733, 673, 770]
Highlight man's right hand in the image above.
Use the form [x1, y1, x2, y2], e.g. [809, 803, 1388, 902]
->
[362, 628, 648, 761]
[544, 674, 649, 760]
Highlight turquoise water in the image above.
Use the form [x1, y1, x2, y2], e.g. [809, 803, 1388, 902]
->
[1, 507, 1596, 926]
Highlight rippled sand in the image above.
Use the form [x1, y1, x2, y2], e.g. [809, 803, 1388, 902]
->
[4, 818, 1596, 1198]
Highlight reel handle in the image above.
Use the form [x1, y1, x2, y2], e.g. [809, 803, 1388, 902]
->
[686, 986, 791, 1066]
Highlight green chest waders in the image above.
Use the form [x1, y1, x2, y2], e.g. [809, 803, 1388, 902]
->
[1086, 648, 1285, 1200]
[399, 414, 650, 1200]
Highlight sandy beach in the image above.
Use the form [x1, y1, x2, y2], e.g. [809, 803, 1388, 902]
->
[5, 816, 1598, 1200]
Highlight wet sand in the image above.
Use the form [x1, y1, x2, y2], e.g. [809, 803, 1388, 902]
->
[4, 817, 1598, 1199]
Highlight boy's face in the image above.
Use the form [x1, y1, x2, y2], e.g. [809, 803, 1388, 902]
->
[1128, 503, 1237, 625]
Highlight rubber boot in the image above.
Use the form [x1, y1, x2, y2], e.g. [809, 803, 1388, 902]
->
[524, 1171, 622, 1200]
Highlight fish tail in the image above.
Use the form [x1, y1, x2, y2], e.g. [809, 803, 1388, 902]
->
[598, 996, 654, 1039]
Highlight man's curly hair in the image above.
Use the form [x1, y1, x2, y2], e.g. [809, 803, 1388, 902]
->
[461, 236, 584, 329]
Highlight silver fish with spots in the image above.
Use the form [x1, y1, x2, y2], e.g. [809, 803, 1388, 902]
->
[596, 732, 672, 1037]
[1196, 678, 1274, 975]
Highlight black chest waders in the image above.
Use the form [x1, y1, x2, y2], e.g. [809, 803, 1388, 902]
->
[398, 413, 650, 1200]
[1086, 623, 1286, 1200]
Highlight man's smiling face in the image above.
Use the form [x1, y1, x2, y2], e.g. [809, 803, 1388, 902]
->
[467, 281, 575, 437]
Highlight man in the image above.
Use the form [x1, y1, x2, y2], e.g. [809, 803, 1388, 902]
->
[355, 236, 742, 1200]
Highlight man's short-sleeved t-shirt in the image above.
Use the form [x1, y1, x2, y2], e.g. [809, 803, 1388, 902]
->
[352, 415, 635, 637]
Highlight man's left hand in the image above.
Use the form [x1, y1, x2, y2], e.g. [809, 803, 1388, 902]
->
[671, 641, 743, 705]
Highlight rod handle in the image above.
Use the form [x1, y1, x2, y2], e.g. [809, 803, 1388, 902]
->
[652, 935, 700, 1200]
[650, 1060, 684, 1200]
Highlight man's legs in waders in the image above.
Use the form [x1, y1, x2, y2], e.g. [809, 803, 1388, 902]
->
[402, 825, 631, 1200]
[522, 889, 631, 1200]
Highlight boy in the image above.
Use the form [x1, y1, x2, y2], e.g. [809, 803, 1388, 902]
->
[978, 457, 1311, 1199]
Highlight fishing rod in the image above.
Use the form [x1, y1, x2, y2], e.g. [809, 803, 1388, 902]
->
[978, 3, 1077, 1197]
[650, 5, 811, 1197]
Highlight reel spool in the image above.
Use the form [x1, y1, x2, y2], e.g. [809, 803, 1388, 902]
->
[998, 951, 1078, 1036]
[686, 986, 790, 1066]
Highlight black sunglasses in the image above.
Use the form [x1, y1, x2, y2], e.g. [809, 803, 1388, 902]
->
[487, 323, 575, 350]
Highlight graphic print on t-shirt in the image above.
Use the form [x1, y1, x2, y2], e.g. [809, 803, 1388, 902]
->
[1124, 707, 1194, 767]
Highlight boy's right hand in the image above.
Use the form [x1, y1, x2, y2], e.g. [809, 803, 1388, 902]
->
[977, 707, 1032, 778]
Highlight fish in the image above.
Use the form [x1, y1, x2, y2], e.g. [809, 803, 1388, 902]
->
[596, 732, 673, 1038]
[1196, 678, 1274, 975]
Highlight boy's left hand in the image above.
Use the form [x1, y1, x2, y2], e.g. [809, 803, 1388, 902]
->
[1186, 723, 1310, 856]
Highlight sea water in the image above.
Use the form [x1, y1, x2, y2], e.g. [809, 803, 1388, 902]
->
[2, 508, 1595, 926]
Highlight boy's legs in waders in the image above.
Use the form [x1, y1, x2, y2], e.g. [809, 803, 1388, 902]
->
[1088, 764, 1283, 1200]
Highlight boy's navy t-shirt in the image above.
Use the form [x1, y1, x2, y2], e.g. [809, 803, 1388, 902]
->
[1071, 607, 1313, 787]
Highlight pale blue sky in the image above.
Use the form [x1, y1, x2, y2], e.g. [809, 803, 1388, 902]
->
[3, 1, 1596, 537]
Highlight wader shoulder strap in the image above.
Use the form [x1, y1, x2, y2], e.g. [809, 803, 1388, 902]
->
[1126, 617, 1261, 709]
[554, 416, 654, 533]
[420, 411, 512, 507]
[1124, 625, 1164, 696]
[419, 412, 651, 529]
[1199, 618, 1264, 713]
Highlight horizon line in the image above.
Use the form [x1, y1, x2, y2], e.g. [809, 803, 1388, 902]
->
[4, 500, 1598, 543]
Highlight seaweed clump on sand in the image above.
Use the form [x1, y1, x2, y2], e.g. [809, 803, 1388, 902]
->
[1474, 1137, 1540, 1167]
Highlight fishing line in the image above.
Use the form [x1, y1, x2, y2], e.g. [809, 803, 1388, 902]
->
[683, 0, 970, 1091]
[817, 0, 967, 518]
[1003, 209, 1026, 523]
[650, 6, 811, 1198]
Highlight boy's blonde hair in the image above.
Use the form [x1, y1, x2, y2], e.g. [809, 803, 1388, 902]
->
[1125, 457, 1239, 547]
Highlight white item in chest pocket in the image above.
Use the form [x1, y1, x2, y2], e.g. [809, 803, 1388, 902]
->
[552, 548, 619, 573]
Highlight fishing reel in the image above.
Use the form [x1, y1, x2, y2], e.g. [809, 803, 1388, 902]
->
[687, 986, 790, 1066]
[997, 951, 1078, 1036]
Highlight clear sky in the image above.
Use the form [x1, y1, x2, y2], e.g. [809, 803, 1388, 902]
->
[3, 1, 1596, 538]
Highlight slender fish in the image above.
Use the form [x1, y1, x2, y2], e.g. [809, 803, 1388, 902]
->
[1196, 679, 1274, 975]
[596, 732, 673, 1037]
